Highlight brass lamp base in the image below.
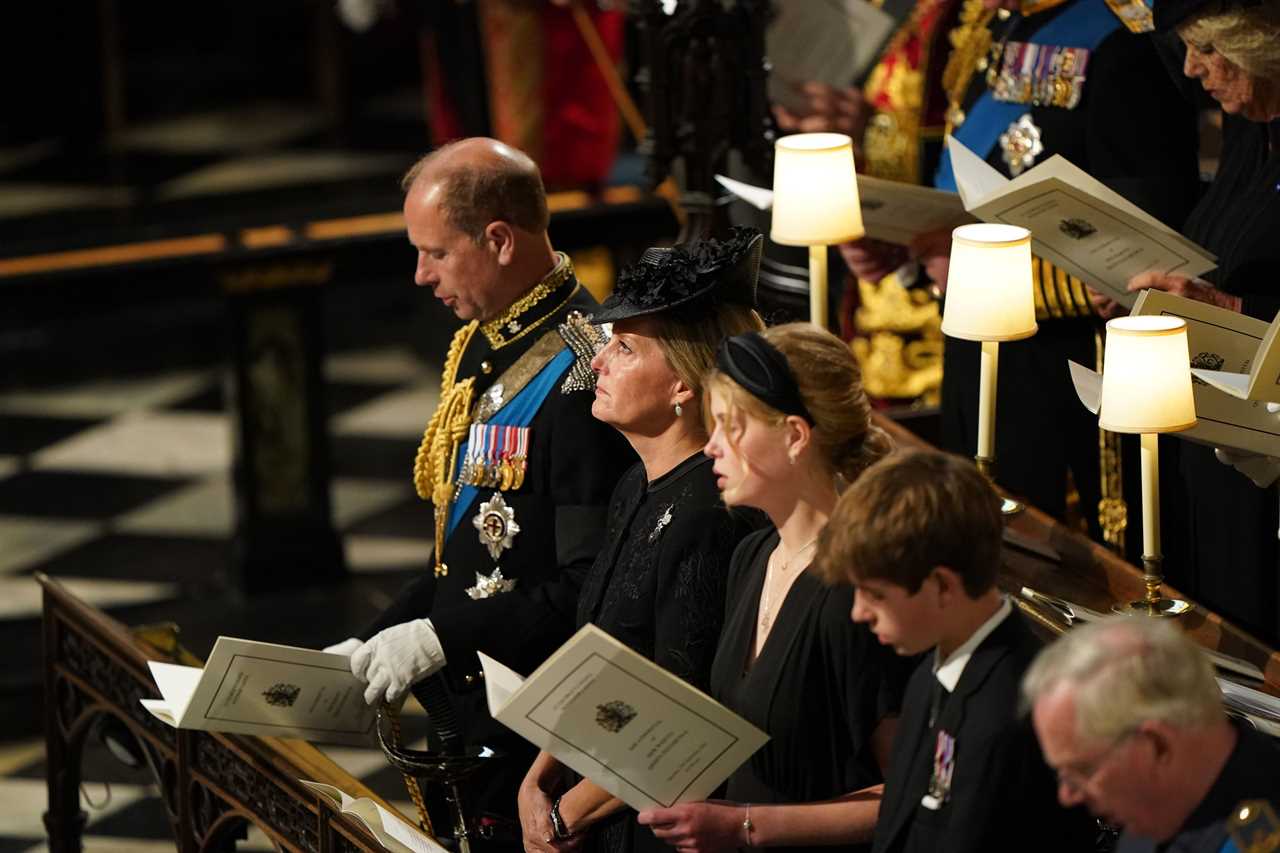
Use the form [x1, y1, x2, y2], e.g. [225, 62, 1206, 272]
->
[1112, 556, 1192, 617]
[975, 456, 1024, 516]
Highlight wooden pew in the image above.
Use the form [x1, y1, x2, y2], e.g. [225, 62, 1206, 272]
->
[875, 413, 1280, 693]
[39, 571, 426, 852]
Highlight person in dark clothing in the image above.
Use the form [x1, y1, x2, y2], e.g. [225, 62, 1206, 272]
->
[517, 229, 768, 853]
[637, 323, 911, 853]
[323, 138, 636, 843]
[817, 449, 1095, 853]
[1024, 615, 1280, 852]
[1112, 0, 1280, 644]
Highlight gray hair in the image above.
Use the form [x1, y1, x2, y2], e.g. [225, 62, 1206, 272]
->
[1021, 616, 1224, 743]
[1178, 0, 1280, 82]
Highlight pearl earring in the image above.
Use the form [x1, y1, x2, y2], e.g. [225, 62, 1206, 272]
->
[674, 402, 683, 417]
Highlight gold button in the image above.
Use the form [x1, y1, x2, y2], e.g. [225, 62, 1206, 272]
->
[481, 361, 493, 374]
[464, 674, 475, 685]
[976, 57, 988, 72]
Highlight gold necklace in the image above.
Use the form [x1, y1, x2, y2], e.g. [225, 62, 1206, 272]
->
[758, 534, 821, 638]
[479, 253, 575, 349]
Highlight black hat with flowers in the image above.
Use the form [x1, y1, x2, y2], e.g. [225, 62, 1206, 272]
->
[591, 227, 763, 325]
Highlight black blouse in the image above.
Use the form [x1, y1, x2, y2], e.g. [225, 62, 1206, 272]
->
[710, 529, 914, 853]
[575, 452, 762, 853]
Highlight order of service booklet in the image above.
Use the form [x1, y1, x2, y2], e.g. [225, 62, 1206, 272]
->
[478, 624, 768, 812]
[300, 781, 447, 853]
[1186, 308, 1280, 404]
[140, 636, 376, 746]
[947, 137, 1216, 308]
[1068, 289, 1280, 457]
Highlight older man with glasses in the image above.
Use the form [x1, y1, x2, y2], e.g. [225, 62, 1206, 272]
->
[1021, 616, 1280, 852]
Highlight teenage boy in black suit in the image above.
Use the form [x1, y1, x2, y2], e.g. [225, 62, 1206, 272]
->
[814, 449, 1094, 853]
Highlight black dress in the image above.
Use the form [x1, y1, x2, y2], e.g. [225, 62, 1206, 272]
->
[575, 453, 763, 853]
[1175, 117, 1280, 645]
[709, 529, 914, 853]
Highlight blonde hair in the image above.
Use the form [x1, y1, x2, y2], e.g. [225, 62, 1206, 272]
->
[1179, 2, 1280, 81]
[654, 304, 765, 404]
[703, 322, 891, 483]
[1021, 616, 1225, 744]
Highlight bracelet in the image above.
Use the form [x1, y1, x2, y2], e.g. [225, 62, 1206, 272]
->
[549, 796, 572, 840]
[742, 803, 754, 848]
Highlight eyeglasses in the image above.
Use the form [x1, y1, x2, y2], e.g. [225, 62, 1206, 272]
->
[1053, 730, 1138, 796]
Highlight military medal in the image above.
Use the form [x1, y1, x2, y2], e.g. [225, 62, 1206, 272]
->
[512, 427, 529, 490]
[999, 113, 1044, 177]
[921, 729, 956, 811]
[474, 492, 520, 561]
[465, 567, 518, 600]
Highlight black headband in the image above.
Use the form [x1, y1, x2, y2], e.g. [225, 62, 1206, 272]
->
[716, 332, 815, 424]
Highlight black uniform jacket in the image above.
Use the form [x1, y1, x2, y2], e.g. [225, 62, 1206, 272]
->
[361, 273, 635, 700]
[872, 609, 1095, 853]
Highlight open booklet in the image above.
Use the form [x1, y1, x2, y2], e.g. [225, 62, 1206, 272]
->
[715, 173, 970, 245]
[1187, 309, 1280, 404]
[947, 137, 1216, 307]
[1067, 290, 1280, 457]
[479, 624, 768, 812]
[141, 636, 376, 745]
[301, 781, 447, 853]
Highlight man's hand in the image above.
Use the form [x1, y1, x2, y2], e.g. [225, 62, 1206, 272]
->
[773, 82, 869, 140]
[839, 238, 909, 284]
[322, 637, 362, 657]
[909, 228, 954, 295]
[1215, 403, 1280, 489]
[1087, 286, 1128, 320]
[638, 802, 746, 853]
[1127, 271, 1242, 313]
[349, 619, 445, 706]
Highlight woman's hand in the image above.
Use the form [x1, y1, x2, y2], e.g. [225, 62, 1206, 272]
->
[1087, 286, 1128, 319]
[1126, 271, 1242, 312]
[908, 228, 955, 294]
[637, 801, 746, 853]
[519, 755, 580, 853]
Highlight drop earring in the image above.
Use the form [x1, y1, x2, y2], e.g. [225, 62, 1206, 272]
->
[674, 402, 684, 417]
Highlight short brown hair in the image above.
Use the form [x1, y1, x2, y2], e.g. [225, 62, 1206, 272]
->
[702, 322, 892, 483]
[401, 140, 549, 241]
[654, 304, 765, 405]
[814, 449, 1002, 596]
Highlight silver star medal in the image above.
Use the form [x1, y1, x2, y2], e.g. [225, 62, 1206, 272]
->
[474, 492, 520, 560]
[999, 113, 1044, 177]
[557, 311, 607, 393]
[466, 567, 517, 600]
[474, 382, 505, 423]
[649, 504, 674, 542]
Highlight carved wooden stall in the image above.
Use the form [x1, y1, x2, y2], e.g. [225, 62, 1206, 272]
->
[876, 413, 1280, 691]
[39, 571, 423, 853]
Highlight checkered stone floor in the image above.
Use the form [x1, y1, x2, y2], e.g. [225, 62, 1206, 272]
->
[0, 343, 448, 849]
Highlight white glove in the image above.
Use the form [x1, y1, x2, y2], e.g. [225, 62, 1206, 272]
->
[350, 619, 447, 706]
[1213, 402, 1280, 489]
[322, 637, 362, 657]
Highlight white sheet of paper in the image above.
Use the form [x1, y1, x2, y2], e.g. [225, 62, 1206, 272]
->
[766, 0, 896, 113]
[856, 174, 971, 244]
[715, 174, 774, 211]
[1192, 369, 1252, 398]
[481, 624, 768, 812]
[1188, 308, 1280, 403]
[947, 138, 1217, 305]
[141, 638, 375, 745]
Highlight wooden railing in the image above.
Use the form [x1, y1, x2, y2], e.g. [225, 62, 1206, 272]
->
[39, 572, 421, 853]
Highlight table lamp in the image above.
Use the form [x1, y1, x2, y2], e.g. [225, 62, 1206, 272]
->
[1098, 315, 1196, 616]
[771, 133, 864, 329]
[940, 223, 1037, 515]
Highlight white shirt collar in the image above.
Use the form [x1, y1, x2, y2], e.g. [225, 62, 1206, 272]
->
[932, 596, 1013, 693]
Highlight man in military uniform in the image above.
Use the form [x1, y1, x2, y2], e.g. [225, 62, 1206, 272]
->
[327, 137, 634, 841]
[849, 0, 1201, 554]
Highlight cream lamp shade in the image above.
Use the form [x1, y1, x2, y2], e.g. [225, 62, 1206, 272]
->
[1099, 316, 1198, 434]
[770, 133, 864, 246]
[940, 223, 1037, 342]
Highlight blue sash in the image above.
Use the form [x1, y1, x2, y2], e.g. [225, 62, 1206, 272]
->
[445, 347, 575, 541]
[934, 0, 1121, 191]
